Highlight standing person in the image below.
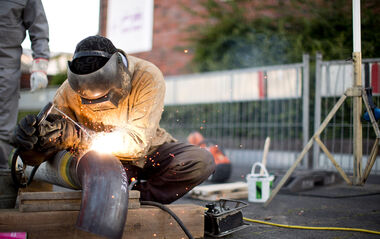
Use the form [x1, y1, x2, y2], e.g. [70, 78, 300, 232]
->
[11, 35, 215, 204]
[0, 0, 50, 168]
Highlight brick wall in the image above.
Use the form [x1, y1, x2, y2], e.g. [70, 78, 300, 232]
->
[100, 0, 206, 76]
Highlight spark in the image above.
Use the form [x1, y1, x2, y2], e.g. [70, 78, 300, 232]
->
[184, 49, 188, 53]
[89, 130, 127, 155]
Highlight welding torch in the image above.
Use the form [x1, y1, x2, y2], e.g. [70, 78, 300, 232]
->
[11, 102, 54, 188]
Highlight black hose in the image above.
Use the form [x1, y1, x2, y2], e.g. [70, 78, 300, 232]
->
[10, 102, 54, 188]
[11, 148, 39, 188]
[11, 148, 22, 187]
[140, 201, 194, 239]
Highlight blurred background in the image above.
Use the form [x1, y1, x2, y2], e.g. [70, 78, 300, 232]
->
[19, 0, 380, 178]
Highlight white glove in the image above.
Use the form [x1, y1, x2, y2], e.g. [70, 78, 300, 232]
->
[30, 58, 49, 92]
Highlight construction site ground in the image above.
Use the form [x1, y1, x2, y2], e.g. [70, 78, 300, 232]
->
[175, 164, 380, 239]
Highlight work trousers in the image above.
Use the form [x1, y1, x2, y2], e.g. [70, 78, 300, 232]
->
[123, 142, 215, 204]
[0, 68, 20, 168]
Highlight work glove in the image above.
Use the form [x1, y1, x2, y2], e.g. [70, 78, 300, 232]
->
[30, 58, 49, 92]
[10, 115, 39, 150]
[38, 114, 91, 153]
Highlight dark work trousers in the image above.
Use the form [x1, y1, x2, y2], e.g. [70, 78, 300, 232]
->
[0, 68, 20, 168]
[123, 142, 215, 204]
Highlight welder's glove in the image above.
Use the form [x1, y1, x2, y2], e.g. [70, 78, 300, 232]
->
[30, 58, 49, 92]
[38, 114, 91, 153]
[10, 115, 39, 150]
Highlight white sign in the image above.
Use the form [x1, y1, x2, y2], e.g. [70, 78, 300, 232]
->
[106, 0, 153, 54]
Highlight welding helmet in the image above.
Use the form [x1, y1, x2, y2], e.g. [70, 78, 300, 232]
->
[67, 36, 132, 111]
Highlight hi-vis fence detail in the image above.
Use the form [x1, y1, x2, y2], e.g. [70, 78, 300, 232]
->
[164, 66, 302, 105]
[320, 58, 380, 97]
[19, 54, 380, 175]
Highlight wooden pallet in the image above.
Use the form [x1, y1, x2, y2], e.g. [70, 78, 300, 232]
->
[2, 186, 204, 239]
[0, 204, 204, 239]
[190, 182, 248, 201]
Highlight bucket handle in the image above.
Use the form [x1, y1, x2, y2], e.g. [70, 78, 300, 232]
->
[250, 162, 269, 177]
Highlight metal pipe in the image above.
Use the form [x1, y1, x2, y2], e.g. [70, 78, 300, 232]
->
[26, 150, 129, 239]
[76, 151, 128, 239]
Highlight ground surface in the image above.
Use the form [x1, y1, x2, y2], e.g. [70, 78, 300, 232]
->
[175, 165, 380, 239]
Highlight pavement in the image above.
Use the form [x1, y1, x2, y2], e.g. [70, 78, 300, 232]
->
[175, 165, 380, 239]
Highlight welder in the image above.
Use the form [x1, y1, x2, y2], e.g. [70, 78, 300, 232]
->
[11, 35, 215, 204]
[0, 0, 50, 169]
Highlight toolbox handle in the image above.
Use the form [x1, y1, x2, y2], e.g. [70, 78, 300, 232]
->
[250, 162, 269, 177]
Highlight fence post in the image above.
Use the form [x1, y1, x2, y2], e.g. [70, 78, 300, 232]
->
[313, 53, 323, 170]
[302, 54, 310, 169]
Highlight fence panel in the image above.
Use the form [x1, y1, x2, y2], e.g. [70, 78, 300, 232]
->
[161, 55, 310, 171]
[314, 54, 380, 175]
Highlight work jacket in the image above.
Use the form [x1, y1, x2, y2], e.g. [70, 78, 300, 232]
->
[52, 53, 175, 167]
[0, 0, 50, 68]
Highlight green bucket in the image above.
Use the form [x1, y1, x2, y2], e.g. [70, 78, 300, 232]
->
[0, 169, 19, 209]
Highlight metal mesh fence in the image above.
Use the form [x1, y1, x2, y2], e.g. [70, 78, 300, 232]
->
[161, 57, 309, 171]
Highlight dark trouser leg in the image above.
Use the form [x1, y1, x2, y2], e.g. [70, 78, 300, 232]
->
[0, 68, 20, 168]
[0, 140, 13, 168]
[133, 142, 215, 204]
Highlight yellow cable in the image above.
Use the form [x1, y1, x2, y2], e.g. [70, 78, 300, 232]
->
[204, 207, 380, 235]
[243, 217, 380, 235]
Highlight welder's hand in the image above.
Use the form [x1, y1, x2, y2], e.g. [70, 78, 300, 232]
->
[38, 114, 88, 152]
[30, 58, 48, 92]
[10, 115, 39, 150]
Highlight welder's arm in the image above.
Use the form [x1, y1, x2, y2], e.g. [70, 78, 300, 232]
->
[115, 70, 166, 159]
[38, 114, 93, 154]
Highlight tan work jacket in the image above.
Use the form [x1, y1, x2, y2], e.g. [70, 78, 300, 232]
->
[52, 53, 175, 167]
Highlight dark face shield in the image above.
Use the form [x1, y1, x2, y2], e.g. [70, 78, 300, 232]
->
[81, 92, 122, 111]
[68, 52, 131, 111]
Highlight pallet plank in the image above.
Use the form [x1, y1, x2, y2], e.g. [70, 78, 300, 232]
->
[19, 190, 141, 212]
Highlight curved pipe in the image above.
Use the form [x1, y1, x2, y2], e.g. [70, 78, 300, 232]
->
[76, 151, 129, 239]
[26, 150, 129, 239]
